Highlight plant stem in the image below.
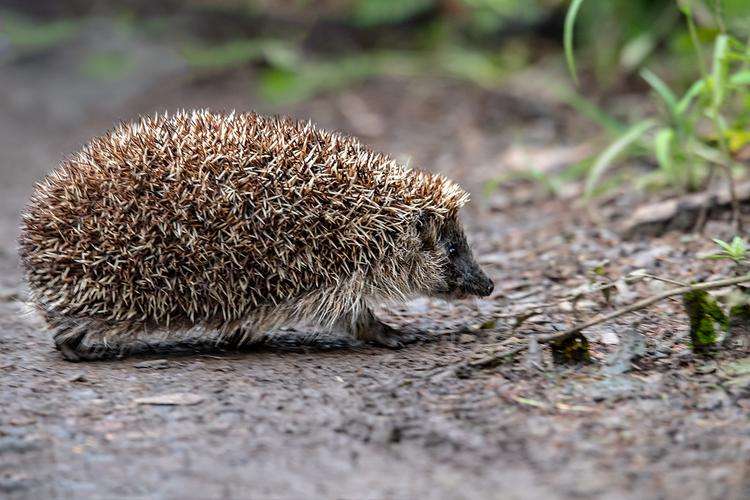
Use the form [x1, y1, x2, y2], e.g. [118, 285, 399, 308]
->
[713, 0, 726, 33]
[685, 3, 709, 80]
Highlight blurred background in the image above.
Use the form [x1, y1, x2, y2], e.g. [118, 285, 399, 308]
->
[2, 0, 750, 248]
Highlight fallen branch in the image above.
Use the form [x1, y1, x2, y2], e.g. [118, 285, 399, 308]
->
[622, 181, 750, 239]
[456, 273, 750, 373]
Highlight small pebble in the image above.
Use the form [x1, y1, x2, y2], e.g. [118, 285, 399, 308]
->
[66, 372, 87, 383]
[133, 359, 169, 369]
[135, 393, 204, 406]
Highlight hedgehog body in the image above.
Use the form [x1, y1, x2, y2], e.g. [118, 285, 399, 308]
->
[19, 110, 493, 360]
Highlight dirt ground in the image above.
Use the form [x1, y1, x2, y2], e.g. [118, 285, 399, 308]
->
[2, 27, 750, 500]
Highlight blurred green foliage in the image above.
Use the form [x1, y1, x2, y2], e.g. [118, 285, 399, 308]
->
[564, 1, 750, 200]
[352, 0, 435, 27]
[81, 50, 136, 81]
[257, 47, 513, 104]
[177, 0, 542, 102]
[183, 39, 298, 72]
[350, 0, 554, 30]
[3, 0, 750, 118]
[0, 11, 80, 52]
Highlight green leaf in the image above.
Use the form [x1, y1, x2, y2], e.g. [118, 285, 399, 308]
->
[620, 32, 657, 71]
[713, 238, 734, 252]
[585, 119, 656, 198]
[730, 236, 747, 257]
[641, 69, 678, 119]
[712, 34, 731, 108]
[564, 0, 586, 86]
[654, 127, 675, 178]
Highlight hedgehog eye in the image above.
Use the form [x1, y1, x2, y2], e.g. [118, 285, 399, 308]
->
[446, 243, 457, 257]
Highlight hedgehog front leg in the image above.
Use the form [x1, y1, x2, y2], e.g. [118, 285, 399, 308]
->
[347, 306, 415, 348]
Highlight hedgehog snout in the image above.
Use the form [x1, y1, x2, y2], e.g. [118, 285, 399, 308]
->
[464, 265, 494, 297]
[447, 252, 494, 298]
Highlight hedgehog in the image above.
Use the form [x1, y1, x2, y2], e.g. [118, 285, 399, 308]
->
[19, 110, 494, 361]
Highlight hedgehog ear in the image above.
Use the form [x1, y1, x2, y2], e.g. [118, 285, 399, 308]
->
[417, 212, 439, 249]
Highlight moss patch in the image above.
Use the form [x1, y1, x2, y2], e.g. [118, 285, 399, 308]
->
[551, 332, 591, 365]
[682, 290, 727, 353]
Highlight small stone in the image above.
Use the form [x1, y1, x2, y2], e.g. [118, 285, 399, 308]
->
[135, 393, 205, 406]
[459, 333, 476, 344]
[600, 330, 619, 345]
[66, 372, 87, 383]
[8, 417, 36, 426]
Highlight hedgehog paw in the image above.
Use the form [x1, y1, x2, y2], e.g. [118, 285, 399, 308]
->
[366, 325, 416, 349]
[58, 342, 83, 362]
[58, 344, 108, 362]
[56, 339, 119, 362]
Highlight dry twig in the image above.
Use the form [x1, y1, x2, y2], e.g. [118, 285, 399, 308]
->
[488, 274, 645, 320]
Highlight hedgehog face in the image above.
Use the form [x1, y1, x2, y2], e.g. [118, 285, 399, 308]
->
[420, 215, 494, 299]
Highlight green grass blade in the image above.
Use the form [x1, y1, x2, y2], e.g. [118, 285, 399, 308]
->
[712, 34, 730, 108]
[585, 119, 656, 198]
[564, 0, 586, 86]
[713, 238, 733, 252]
[676, 79, 706, 115]
[640, 68, 678, 120]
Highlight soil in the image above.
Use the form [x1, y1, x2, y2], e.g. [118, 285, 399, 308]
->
[2, 22, 750, 500]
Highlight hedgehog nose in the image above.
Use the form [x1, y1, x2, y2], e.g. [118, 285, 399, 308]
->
[479, 276, 494, 297]
[467, 267, 494, 297]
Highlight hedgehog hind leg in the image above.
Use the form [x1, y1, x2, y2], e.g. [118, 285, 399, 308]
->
[48, 315, 135, 362]
[346, 306, 416, 349]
